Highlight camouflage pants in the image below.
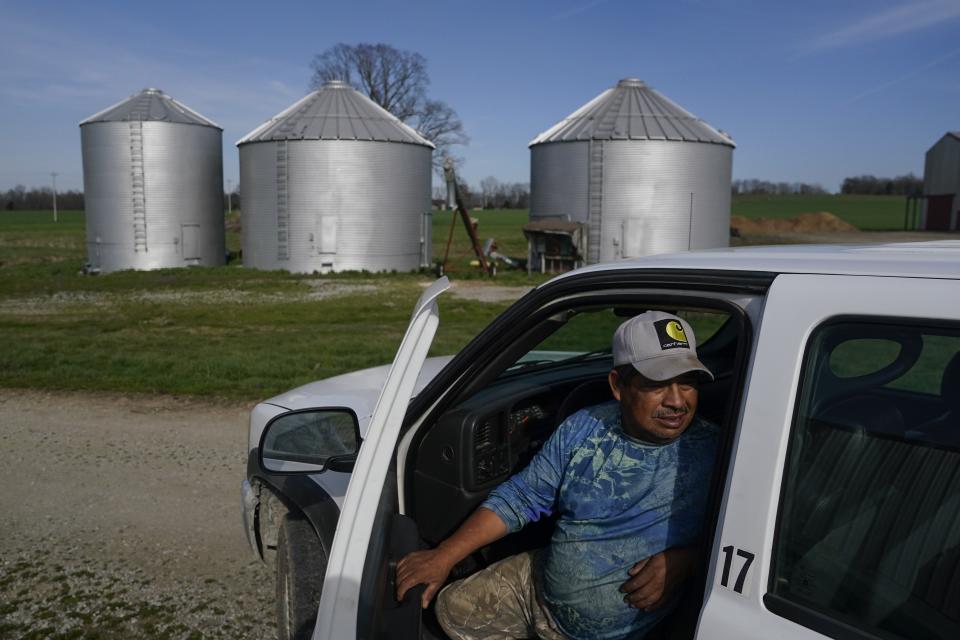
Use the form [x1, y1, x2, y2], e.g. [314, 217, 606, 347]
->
[435, 551, 568, 640]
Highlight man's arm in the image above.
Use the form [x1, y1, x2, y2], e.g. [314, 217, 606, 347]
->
[396, 413, 584, 608]
[619, 547, 700, 610]
[395, 507, 507, 608]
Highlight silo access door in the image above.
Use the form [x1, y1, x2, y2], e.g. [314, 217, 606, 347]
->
[315, 216, 339, 267]
[181, 224, 201, 262]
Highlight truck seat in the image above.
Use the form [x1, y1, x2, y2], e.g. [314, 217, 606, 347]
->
[787, 395, 960, 631]
[906, 351, 960, 448]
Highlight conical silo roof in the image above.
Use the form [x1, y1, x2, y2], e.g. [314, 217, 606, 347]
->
[530, 78, 733, 147]
[236, 80, 434, 148]
[79, 88, 221, 129]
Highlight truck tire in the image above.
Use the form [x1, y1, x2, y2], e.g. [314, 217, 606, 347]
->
[276, 513, 326, 640]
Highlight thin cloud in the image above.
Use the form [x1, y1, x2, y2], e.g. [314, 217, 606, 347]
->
[0, 14, 305, 187]
[553, 0, 612, 20]
[270, 81, 300, 99]
[807, 0, 960, 52]
[842, 45, 960, 105]
[0, 16, 299, 129]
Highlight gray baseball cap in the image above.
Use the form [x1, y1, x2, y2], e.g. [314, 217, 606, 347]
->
[612, 311, 714, 382]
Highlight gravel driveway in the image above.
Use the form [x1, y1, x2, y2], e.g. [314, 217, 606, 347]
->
[0, 389, 275, 639]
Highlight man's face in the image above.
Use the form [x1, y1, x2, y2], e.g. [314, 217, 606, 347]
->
[608, 369, 699, 444]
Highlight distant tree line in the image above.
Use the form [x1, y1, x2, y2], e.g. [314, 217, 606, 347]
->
[840, 174, 922, 196]
[477, 176, 530, 209]
[2, 185, 243, 212]
[6, 172, 923, 215]
[225, 186, 240, 212]
[2, 185, 85, 210]
[434, 177, 530, 210]
[732, 179, 828, 196]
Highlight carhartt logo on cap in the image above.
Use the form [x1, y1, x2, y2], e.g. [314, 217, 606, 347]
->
[654, 319, 689, 350]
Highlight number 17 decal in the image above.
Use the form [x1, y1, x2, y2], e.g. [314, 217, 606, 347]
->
[719, 545, 755, 595]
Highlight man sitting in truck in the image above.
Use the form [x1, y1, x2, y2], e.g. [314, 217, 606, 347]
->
[396, 311, 721, 640]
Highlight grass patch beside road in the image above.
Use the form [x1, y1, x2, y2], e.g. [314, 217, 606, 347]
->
[0, 275, 511, 399]
[0, 210, 522, 400]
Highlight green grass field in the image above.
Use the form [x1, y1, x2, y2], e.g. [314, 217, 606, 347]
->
[438, 197, 913, 260]
[0, 273, 511, 399]
[0, 196, 926, 399]
[732, 194, 909, 230]
[0, 210, 86, 268]
[430, 208, 529, 274]
[0, 210, 517, 400]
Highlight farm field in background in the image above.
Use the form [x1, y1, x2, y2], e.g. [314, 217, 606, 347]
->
[431, 208, 529, 272]
[0, 195, 940, 399]
[731, 194, 908, 230]
[0, 210, 86, 268]
[439, 196, 914, 265]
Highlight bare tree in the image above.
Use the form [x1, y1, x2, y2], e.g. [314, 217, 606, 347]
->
[310, 43, 468, 172]
[508, 182, 530, 209]
[480, 176, 499, 209]
[2, 184, 85, 210]
[414, 99, 469, 159]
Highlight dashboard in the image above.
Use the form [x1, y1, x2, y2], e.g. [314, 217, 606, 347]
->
[474, 397, 550, 485]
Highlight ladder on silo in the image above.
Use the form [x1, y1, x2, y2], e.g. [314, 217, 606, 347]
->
[129, 120, 148, 253]
[275, 140, 289, 261]
[587, 141, 604, 264]
[586, 89, 625, 264]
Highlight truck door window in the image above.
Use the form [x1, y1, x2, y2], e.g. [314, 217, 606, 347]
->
[768, 320, 960, 639]
[501, 307, 730, 378]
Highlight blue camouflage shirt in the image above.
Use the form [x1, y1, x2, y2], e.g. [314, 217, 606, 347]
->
[482, 401, 719, 640]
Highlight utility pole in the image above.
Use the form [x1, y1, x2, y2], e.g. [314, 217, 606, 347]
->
[226, 179, 233, 215]
[50, 172, 59, 222]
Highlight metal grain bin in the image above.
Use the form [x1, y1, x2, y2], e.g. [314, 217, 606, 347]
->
[922, 132, 960, 231]
[80, 88, 225, 272]
[237, 81, 434, 274]
[529, 78, 735, 265]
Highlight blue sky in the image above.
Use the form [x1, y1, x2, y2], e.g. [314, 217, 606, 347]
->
[2, 0, 958, 194]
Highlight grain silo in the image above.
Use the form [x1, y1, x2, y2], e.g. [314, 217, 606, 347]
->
[237, 80, 434, 273]
[528, 78, 735, 269]
[922, 132, 960, 231]
[80, 88, 225, 272]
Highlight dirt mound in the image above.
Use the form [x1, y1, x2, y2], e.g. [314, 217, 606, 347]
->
[731, 212, 859, 234]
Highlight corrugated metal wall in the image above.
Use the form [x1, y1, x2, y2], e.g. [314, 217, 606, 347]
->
[82, 121, 224, 272]
[922, 135, 960, 230]
[528, 79, 735, 267]
[529, 139, 732, 264]
[529, 142, 590, 223]
[240, 140, 432, 273]
[924, 136, 960, 195]
[599, 140, 732, 262]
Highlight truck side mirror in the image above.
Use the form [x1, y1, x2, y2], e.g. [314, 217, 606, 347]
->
[260, 409, 360, 474]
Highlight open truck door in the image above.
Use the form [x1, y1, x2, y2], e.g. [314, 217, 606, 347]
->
[312, 277, 450, 640]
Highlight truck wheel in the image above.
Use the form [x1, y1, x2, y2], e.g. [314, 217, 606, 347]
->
[276, 514, 326, 640]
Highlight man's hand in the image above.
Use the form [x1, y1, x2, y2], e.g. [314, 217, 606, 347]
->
[619, 547, 698, 611]
[395, 507, 508, 609]
[395, 548, 457, 609]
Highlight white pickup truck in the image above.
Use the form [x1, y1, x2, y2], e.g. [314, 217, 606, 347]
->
[243, 241, 960, 640]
